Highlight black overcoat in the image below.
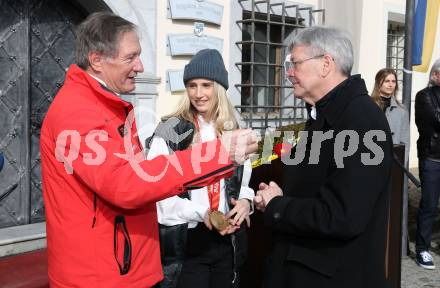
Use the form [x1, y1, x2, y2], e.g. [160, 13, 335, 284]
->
[263, 75, 393, 288]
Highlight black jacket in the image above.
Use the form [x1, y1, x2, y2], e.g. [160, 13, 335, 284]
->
[145, 117, 248, 287]
[263, 75, 393, 288]
[415, 85, 440, 160]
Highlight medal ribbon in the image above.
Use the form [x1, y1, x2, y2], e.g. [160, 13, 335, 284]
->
[208, 182, 221, 211]
[194, 115, 221, 211]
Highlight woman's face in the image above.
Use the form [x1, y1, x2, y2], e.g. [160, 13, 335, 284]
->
[379, 73, 397, 97]
[186, 78, 215, 116]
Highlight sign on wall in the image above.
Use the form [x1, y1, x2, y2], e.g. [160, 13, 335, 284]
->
[168, 34, 223, 56]
[168, 0, 224, 26]
[167, 70, 185, 92]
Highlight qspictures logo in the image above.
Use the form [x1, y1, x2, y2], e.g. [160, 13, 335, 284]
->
[54, 107, 388, 182]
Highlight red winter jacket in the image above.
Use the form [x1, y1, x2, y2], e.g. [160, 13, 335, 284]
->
[40, 65, 233, 288]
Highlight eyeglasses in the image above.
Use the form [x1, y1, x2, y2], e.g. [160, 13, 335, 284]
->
[284, 54, 325, 85]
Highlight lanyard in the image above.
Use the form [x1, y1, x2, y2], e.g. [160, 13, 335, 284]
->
[194, 115, 221, 211]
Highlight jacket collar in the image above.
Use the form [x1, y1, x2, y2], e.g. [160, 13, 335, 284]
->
[312, 74, 368, 128]
[389, 96, 399, 110]
[64, 64, 131, 109]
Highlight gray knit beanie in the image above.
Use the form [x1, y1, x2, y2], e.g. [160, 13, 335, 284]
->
[183, 49, 229, 90]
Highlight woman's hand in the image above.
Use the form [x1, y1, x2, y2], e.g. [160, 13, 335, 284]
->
[203, 208, 213, 230]
[204, 208, 241, 236]
[226, 198, 251, 227]
[218, 224, 240, 236]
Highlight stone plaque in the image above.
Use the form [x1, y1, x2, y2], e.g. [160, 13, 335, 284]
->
[168, 0, 223, 25]
[167, 70, 185, 92]
[168, 34, 223, 56]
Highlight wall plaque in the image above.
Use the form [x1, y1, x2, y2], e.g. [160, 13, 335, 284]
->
[167, 70, 185, 92]
[168, 34, 223, 56]
[168, 0, 223, 25]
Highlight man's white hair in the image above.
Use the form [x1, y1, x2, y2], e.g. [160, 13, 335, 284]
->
[290, 26, 354, 76]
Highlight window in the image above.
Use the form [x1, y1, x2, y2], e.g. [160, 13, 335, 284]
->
[235, 1, 324, 130]
[387, 22, 405, 89]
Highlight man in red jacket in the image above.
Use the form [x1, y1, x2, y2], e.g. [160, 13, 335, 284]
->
[40, 12, 257, 288]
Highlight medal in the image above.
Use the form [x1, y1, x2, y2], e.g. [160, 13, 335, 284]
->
[209, 210, 228, 231]
[194, 115, 228, 232]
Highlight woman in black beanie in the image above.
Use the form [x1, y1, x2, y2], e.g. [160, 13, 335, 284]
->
[147, 49, 254, 288]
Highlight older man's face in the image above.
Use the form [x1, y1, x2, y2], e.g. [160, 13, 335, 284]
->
[288, 45, 323, 104]
[100, 31, 144, 94]
[433, 71, 440, 86]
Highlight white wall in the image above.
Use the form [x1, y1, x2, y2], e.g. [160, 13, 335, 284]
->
[322, 0, 364, 75]
[155, 0, 231, 121]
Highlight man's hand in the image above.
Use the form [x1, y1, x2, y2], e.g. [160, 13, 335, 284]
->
[220, 129, 258, 165]
[254, 181, 283, 212]
[226, 198, 251, 227]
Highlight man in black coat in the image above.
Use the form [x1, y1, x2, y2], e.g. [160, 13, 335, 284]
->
[414, 58, 440, 270]
[254, 27, 393, 288]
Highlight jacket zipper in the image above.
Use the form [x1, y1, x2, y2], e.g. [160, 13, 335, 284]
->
[91, 193, 97, 228]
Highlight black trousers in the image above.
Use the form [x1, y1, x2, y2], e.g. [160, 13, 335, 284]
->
[176, 224, 234, 288]
[416, 158, 440, 252]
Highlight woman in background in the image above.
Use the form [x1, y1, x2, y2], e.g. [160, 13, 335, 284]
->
[371, 68, 410, 162]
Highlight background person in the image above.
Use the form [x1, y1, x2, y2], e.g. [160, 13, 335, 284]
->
[40, 13, 257, 288]
[371, 68, 410, 163]
[414, 58, 440, 270]
[147, 49, 254, 288]
[254, 26, 393, 288]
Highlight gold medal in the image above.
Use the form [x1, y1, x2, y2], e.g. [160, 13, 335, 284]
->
[209, 211, 228, 231]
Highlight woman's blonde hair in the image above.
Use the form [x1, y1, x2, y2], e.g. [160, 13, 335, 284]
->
[164, 81, 239, 136]
[371, 68, 400, 110]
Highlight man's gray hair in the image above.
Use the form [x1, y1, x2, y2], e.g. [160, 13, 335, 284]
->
[75, 12, 137, 70]
[428, 58, 440, 87]
[290, 26, 353, 76]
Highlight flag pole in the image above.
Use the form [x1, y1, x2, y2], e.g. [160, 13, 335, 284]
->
[401, 0, 415, 259]
[403, 0, 415, 114]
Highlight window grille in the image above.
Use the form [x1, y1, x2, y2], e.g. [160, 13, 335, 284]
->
[235, 0, 324, 130]
[387, 22, 405, 90]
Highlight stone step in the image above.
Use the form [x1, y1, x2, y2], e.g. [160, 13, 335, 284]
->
[0, 222, 46, 258]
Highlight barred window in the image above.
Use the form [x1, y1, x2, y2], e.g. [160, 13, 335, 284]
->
[387, 22, 405, 89]
[235, 1, 323, 130]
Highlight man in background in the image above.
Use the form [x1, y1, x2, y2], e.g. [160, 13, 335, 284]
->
[414, 58, 440, 270]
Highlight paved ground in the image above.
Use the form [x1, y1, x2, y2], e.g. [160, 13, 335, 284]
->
[402, 243, 440, 288]
[401, 169, 440, 288]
